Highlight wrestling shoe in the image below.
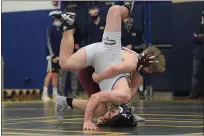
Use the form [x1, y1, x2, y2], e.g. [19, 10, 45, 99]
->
[131, 106, 146, 122]
[60, 12, 76, 31]
[49, 11, 62, 19]
[55, 96, 71, 122]
[124, 1, 134, 16]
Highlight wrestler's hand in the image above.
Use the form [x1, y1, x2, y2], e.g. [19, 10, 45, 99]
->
[92, 72, 101, 83]
[83, 121, 98, 130]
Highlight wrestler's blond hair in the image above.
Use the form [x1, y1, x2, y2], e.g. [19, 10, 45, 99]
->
[143, 46, 166, 72]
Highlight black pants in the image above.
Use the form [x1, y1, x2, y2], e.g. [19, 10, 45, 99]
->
[191, 58, 204, 96]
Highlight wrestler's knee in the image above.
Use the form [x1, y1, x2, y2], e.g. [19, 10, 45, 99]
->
[108, 5, 121, 17]
[121, 89, 131, 104]
[90, 93, 100, 102]
[59, 59, 66, 70]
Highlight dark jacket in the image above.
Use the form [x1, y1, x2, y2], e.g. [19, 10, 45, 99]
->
[121, 24, 144, 49]
[46, 25, 62, 58]
[193, 24, 204, 60]
[84, 18, 106, 45]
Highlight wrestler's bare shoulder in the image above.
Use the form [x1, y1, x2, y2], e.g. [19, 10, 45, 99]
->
[122, 50, 138, 60]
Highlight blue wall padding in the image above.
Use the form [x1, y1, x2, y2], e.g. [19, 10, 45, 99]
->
[2, 10, 53, 89]
[171, 2, 204, 91]
[151, 3, 172, 44]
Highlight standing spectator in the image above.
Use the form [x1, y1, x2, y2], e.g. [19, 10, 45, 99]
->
[42, 12, 62, 101]
[122, 16, 145, 99]
[84, 5, 106, 45]
[188, 11, 204, 98]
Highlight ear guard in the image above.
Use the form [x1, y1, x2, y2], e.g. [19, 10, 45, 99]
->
[98, 106, 137, 127]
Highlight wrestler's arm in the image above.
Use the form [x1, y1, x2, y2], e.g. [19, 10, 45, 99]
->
[84, 89, 130, 124]
[92, 53, 137, 83]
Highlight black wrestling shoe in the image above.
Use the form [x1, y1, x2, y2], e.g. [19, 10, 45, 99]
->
[49, 11, 62, 19]
[59, 12, 76, 31]
[48, 11, 76, 31]
[124, 1, 134, 16]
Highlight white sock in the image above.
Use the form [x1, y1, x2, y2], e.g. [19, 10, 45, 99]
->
[43, 87, 48, 96]
[53, 88, 58, 96]
[139, 85, 143, 92]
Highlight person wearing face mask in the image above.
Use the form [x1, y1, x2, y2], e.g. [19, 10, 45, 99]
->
[187, 11, 204, 99]
[42, 11, 62, 101]
[84, 5, 106, 45]
[122, 16, 145, 99]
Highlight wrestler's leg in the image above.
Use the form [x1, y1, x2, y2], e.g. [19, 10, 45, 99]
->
[59, 30, 87, 71]
[104, 5, 129, 32]
[56, 96, 108, 122]
[72, 99, 108, 117]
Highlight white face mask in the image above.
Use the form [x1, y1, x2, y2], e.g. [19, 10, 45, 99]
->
[53, 21, 62, 27]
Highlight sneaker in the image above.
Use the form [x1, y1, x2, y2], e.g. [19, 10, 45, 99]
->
[131, 106, 145, 122]
[55, 96, 71, 122]
[53, 92, 59, 97]
[124, 1, 134, 15]
[139, 90, 145, 100]
[41, 95, 51, 101]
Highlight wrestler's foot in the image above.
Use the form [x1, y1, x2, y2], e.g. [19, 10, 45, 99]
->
[60, 12, 76, 31]
[55, 96, 71, 122]
[131, 106, 146, 122]
[124, 1, 134, 15]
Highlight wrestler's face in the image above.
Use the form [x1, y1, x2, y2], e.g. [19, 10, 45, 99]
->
[109, 109, 120, 119]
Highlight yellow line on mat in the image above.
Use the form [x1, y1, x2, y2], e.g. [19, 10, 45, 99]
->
[2, 128, 130, 135]
[183, 133, 203, 136]
[3, 113, 203, 122]
[137, 113, 203, 117]
[140, 124, 203, 128]
[4, 121, 82, 125]
[2, 132, 59, 136]
[3, 115, 84, 121]
[147, 119, 203, 123]
[2, 131, 128, 136]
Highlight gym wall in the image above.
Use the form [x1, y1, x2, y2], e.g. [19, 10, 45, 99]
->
[2, 1, 203, 96]
[2, 1, 60, 89]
